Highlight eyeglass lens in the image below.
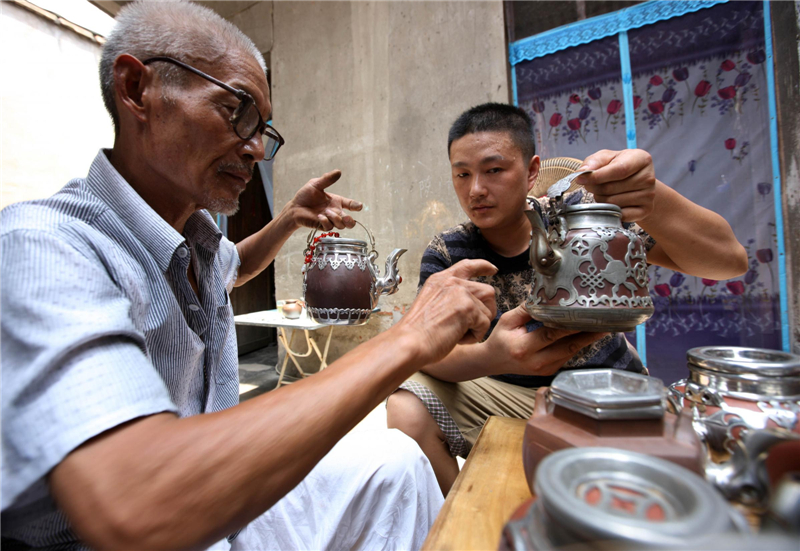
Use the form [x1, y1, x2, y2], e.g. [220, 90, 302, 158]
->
[233, 100, 281, 161]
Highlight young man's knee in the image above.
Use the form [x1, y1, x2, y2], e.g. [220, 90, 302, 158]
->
[386, 390, 436, 439]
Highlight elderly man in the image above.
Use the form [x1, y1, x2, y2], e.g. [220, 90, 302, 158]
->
[387, 103, 748, 494]
[1, 3, 499, 550]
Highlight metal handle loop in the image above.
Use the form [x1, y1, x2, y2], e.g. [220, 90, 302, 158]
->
[305, 220, 377, 255]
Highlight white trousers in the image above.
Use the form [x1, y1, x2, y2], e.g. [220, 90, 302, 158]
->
[210, 428, 444, 551]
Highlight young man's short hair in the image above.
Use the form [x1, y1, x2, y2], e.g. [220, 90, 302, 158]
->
[448, 103, 536, 161]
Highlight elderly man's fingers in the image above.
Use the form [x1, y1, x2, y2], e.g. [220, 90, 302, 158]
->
[460, 294, 495, 345]
[323, 208, 346, 229]
[460, 279, 498, 318]
[309, 170, 343, 191]
[341, 196, 364, 211]
[444, 259, 498, 280]
[341, 213, 357, 228]
[317, 214, 334, 231]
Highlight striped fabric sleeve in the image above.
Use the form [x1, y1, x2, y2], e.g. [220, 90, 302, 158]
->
[218, 235, 240, 293]
[1, 229, 176, 510]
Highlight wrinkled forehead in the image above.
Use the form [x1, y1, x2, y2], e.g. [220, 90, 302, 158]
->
[195, 48, 271, 113]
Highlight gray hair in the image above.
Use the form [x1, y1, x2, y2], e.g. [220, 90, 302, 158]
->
[99, 1, 267, 132]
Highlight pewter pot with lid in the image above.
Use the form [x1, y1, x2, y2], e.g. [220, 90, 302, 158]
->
[668, 346, 800, 449]
[667, 346, 800, 507]
[524, 172, 654, 332]
[302, 221, 406, 325]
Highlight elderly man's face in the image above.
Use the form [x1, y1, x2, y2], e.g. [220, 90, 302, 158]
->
[148, 48, 271, 215]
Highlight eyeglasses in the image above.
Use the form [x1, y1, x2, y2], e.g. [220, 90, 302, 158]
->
[142, 56, 284, 161]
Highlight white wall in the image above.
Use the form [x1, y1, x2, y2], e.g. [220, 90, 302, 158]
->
[1, 2, 114, 209]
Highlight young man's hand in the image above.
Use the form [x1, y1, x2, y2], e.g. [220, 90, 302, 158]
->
[286, 170, 363, 230]
[576, 149, 658, 223]
[484, 305, 608, 377]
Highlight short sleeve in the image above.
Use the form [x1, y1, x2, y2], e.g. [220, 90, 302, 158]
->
[218, 235, 240, 293]
[417, 234, 452, 293]
[1, 229, 177, 510]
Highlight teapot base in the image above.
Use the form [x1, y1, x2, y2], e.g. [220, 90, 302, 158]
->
[308, 306, 372, 326]
[526, 305, 654, 333]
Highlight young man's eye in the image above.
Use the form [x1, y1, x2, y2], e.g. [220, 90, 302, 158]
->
[487, 167, 502, 174]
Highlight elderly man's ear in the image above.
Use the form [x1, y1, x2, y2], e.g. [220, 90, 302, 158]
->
[113, 54, 153, 126]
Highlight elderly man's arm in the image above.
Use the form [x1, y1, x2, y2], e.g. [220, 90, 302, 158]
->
[578, 149, 748, 280]
[234, 169, 362, 286]
[49, 260, 496, 551]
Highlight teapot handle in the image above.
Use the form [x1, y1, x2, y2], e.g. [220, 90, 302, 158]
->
[304, 220, 378, 256]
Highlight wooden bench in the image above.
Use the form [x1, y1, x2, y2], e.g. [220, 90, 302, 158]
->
[422, 416, 532, 550]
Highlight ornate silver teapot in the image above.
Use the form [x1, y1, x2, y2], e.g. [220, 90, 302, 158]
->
[524, 172, 654, 332]
[302, 222, 406, 325]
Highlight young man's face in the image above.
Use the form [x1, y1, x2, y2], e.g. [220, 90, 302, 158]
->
[449, 131, 539, 232]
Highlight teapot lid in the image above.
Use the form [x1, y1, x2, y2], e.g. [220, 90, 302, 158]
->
[550, 369, 665, 420]
[317, 237, 367, 246]
[562, 202, 622, 216]
[687, 346, 800, 377]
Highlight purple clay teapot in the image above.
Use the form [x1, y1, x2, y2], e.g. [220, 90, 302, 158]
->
[524, 171, 654, 332]
[302, 221, 406, 325]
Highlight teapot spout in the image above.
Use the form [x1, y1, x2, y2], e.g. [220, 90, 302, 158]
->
[524, 209, 561, 276]
[376, 248, 407, 297]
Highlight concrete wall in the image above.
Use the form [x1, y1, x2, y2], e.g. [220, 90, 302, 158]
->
[773, 1, 800, 354]
[264, 1, 508, 368]
[0, 2, 114, 209]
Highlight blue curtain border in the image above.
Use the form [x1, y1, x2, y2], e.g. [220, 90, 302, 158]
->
[763, 0, 790, 351]
[509, 0, 727, 66]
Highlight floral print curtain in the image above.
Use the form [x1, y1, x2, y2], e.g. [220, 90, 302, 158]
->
[515, 1, 779, 383]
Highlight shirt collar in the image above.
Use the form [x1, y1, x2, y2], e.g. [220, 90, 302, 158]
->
[85, 150, 222, 271]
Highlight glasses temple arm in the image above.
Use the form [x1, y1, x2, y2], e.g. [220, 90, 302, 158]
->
[142, 56, 247, 100]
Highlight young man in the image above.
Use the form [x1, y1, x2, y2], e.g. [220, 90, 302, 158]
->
[387, 103, 748, 494]
[1, 4, 499, 549]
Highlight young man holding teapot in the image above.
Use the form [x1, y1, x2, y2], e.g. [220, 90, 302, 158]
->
[387, 102, 748, 495]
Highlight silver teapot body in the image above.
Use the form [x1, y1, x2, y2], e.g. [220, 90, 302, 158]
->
[524, 203, 654, 332]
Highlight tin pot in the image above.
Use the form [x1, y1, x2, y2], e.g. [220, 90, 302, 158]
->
[502, 448, 749, 551]
[667, 347, 800, 507]
[524, 173, 653, 332]
[302, 221, 406, 325]
[668, 347, 800, 449]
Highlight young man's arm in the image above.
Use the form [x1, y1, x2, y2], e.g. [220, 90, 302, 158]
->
[234, 170, 362, 287]
[578, 149, 748, 280]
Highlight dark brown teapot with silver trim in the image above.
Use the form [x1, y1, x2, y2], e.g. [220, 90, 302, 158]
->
[302, 222, 406, 326]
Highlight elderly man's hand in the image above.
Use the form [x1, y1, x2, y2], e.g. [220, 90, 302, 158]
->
[575, 149, 657, 223]
[396, 260, 498, 366]
[287, 170, 363, 231]
[485, 305, 608, 377]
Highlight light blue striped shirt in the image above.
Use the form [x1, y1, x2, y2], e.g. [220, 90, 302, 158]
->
[1, 151, 241, 548]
